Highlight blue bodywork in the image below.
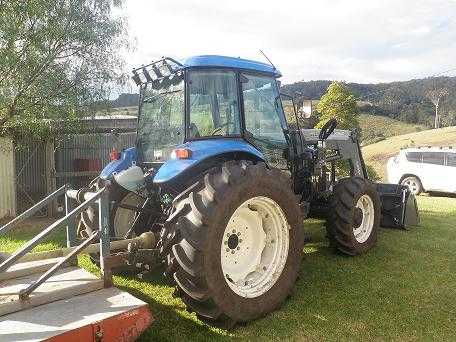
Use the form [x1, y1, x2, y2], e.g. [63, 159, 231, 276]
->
[99, 139, 264, 184]
[154, 139, 264, 183]
[100, 147, 137, 180]
[182, 55, 281, 77]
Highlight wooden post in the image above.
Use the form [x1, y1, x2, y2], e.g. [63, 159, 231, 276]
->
[45, 140, 57, 217]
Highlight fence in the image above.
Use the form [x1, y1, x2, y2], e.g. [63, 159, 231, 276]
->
[15, 142, 48, 216]
[0, 133, 136, 219]
[0, 138, 16, 218]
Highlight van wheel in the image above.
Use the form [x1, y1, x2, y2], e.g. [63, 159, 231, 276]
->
[401, 176, 422, 195]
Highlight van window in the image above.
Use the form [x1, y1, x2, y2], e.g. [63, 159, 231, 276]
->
[405, 152, 422, 163]
[422, 152, 445, 165]
[447, 153, 456, 167]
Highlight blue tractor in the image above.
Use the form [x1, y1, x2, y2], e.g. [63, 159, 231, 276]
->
[76, 55, 418, 327]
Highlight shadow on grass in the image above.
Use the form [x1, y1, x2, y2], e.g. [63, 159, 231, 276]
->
[426, 191, 456, 199]
[115, 271, 231, 341]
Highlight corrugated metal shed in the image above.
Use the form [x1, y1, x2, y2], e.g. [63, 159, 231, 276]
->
[54, 133, 136, 189]
[0, 138, 16, 218]
[0, 133, 137, 219]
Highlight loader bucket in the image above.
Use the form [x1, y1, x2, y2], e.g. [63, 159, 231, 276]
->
[376, 183, 420, 229]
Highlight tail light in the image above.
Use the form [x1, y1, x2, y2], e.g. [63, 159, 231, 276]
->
[171, 148, 192, 159]
[110, 148, 120, 161]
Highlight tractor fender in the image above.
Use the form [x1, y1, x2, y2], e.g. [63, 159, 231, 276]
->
[153, 139, 265, 184]
[100, 147, 137, 180]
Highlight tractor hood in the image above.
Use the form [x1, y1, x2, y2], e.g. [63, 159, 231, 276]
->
[153, 138, 264, 184]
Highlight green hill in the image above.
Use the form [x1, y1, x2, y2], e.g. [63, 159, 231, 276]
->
[281, 76, 456, 128]
[359, 114, 427, 145]
[362, 126, 456, 180]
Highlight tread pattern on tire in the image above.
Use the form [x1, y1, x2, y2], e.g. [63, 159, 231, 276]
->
[159, 160, 304, 328]
[326, 177, 381, 256]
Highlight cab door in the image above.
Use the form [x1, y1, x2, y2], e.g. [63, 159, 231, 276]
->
[240, 73, 289, 169]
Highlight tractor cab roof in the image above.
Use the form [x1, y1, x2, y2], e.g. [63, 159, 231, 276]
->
[132, 55, 281, 85]
[182, 55, 281, 77]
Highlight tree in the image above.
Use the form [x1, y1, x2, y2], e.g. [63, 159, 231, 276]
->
[0, 0, 128, 139]
[315, 81, 360, 131]
[426, 88, 449, 129]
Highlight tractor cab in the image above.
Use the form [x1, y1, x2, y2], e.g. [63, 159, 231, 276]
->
[131, 56, 291, 188]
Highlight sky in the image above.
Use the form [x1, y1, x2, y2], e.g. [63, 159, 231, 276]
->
[122, 0, 456, 85]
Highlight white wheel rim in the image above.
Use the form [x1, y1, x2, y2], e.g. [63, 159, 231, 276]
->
[220, 196, 290, 298]
[353, 194, 375, 243]
[113, 193, 143, 238]
[403, 179, 419, 194]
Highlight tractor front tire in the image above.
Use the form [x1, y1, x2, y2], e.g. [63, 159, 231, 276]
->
[326, 177, 380, 256]
[162, 161, 304, 327]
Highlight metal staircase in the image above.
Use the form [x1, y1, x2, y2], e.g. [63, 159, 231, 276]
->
[0, 185, 152, 341]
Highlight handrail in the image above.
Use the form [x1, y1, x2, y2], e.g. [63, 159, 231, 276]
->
[19, 231, 100, 300]
[0, 188, 105, 273]
[0, 184, 68, 236]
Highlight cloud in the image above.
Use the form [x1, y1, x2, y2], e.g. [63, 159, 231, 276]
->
[124, 0, 456, 84]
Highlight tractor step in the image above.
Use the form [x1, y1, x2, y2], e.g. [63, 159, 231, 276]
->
[0, 287, 152, 342]
[0, 266, 103, 317]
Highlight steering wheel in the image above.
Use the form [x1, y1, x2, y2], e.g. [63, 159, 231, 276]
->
[211, 121, 231, 136]
[318, 118, 337, 140]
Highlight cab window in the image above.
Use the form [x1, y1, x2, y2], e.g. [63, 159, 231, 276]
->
[241, 74, 286, 145]
[187, 70, 241, 138]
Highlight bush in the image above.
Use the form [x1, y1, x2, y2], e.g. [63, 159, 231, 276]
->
[365, 164, 381, 181]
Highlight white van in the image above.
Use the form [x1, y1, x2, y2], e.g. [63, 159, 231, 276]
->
[386, 147, 456, 195]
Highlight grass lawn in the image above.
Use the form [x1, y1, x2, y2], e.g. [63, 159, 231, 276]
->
[1, 196, 455, 341]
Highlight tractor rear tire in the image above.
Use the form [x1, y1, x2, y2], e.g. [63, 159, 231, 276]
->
[161, 161, 304, 327]
[88, 191, 153, 273]
[326, 177, 380, 256]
